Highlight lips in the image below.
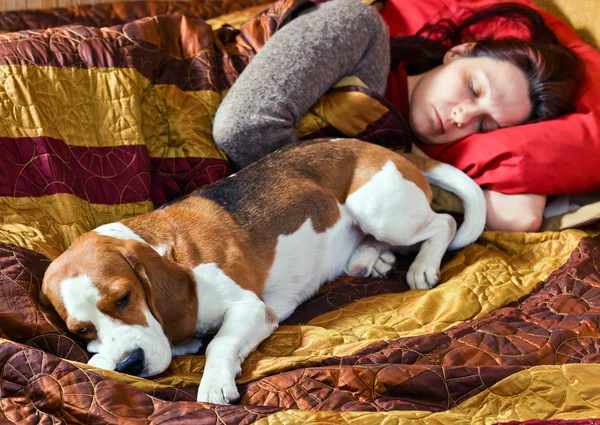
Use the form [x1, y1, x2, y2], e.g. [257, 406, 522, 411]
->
[434, 107, 445, 134]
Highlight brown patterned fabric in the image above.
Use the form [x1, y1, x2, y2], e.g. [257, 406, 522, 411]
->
[2, 233, 600, 422]
[0, 1, 307, 91]
[240, 236, 600, 411]
[0, 0, 273, 32]
[1, 0, 599, 423]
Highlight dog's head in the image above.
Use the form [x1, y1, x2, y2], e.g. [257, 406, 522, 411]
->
[41, 232, 198, 377]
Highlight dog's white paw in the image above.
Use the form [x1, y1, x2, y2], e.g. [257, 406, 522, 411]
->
[197, 367, 239, 405]
[172, 336, 204, 356]
[374, 251, 396, 277]
[407, 258, 440, 290]
[347, 246, 396, 278]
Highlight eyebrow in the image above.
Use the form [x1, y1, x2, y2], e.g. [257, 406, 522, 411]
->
[478, 70, 502, 130]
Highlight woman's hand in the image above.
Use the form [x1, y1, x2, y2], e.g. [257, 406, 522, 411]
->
[483, 190, 546, 232]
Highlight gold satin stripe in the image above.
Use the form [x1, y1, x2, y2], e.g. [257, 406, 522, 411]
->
[295, 77, 388, 138]
[142, 84, 226, 160]
[0, 65, 226, 160]
[295, 110, 330, 138]
[332, 76, 369, 89]
[313, 91, 389, 135]
[72, 361, 194, 395]
[251, 364, 600, 424]
[0, 195, 152, 258]
[129, 229, 587, 390]
[206, 4, 273, 30]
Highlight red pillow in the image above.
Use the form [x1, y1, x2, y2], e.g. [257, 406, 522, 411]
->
[381, 0, 600, 195]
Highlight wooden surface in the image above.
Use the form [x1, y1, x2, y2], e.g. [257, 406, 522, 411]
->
[534, 0, 600, 48]
[1, 0, 152, 12]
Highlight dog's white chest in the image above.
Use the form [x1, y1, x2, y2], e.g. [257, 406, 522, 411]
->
[262, 205, 360, 321]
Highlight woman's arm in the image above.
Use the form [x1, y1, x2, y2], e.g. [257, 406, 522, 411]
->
[213, 0, 390, 170]
[483, 190, 546, 232]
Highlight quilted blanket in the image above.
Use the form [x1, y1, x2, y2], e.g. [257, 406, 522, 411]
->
[1, 1, 600, 424]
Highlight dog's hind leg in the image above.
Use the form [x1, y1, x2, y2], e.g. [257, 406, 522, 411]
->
[403, 213, 456, 289]
[345, 161, 457, 290]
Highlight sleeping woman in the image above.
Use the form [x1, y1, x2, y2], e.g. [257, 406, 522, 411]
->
[211, 0, 583, 232]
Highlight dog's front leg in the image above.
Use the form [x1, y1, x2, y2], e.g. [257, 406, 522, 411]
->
[197, 299, 278, 404]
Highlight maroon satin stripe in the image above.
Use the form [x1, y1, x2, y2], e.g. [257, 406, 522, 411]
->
[150, 157, 231, 207]
[0, 136, 230, 206]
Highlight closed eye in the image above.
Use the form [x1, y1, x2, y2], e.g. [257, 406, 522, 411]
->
[116, 292, 131, 311]
[75, 327, 88, 336]
[469, 80, 479, 98]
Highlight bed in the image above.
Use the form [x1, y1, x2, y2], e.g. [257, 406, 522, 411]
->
[0, 0, 599, 423]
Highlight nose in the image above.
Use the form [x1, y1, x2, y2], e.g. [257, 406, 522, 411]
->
[115, 348, 145, 376]
[452, 103, 478, 127]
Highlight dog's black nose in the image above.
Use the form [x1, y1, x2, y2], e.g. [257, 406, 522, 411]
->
[115, 348, 145, 376]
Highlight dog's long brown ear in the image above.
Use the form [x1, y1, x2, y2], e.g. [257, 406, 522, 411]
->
[38, 282, 52, 307]
[119, 240, 198, 344]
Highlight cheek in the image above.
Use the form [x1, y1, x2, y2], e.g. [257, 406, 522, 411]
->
[428, 66, 469, 106]
[410, 73, 445, 122]
[409, 84, 430, 129]
[515, 101, 533, 125]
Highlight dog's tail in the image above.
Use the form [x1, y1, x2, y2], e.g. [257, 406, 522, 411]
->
[406, 150, 486, 250]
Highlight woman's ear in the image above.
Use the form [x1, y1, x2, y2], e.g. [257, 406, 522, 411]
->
[119, 240, 199, 345]
[443, 42, 476, 64]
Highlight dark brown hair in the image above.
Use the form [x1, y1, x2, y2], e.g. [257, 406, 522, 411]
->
[390, 2, 584, 122]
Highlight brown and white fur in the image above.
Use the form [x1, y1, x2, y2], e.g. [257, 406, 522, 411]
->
[41, 139, 485, 405]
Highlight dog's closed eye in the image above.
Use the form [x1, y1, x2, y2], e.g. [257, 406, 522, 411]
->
[116, 292, 131, 312]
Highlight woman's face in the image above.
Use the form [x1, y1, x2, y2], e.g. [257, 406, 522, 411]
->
[408, 43, 533, 145]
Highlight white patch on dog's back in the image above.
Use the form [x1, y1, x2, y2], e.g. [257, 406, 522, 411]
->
[95, 222, 167, 256]
[153, 245, 169, 256]
[95, 223, 146, 244]
[346, 161, 432, 244]
[262, 205, 360, 321]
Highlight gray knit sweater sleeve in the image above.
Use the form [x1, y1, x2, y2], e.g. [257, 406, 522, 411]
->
[212, 0, 390, 170]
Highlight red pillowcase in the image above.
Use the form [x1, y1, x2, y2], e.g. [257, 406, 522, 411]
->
[381, 0, 600, 195]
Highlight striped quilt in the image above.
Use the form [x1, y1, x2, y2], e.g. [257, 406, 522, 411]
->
[0, 1, 599, 424]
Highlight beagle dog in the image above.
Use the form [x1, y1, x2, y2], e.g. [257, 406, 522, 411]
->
[41, 139, 486, 405]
